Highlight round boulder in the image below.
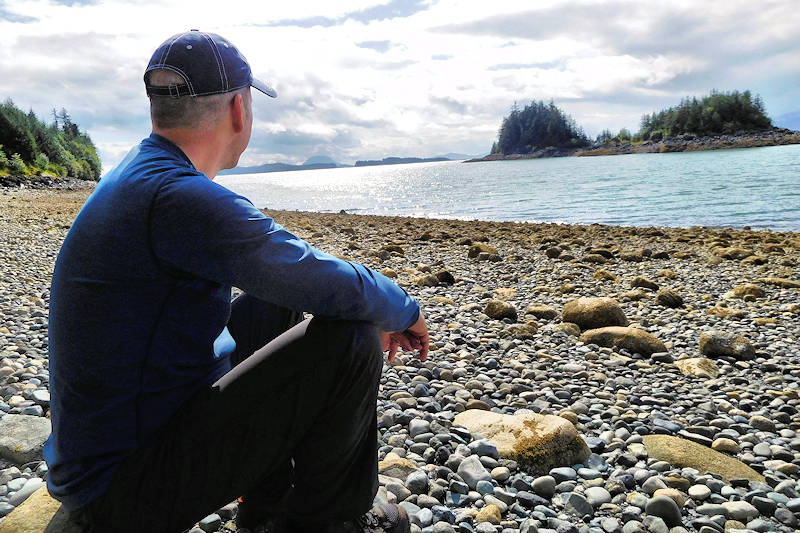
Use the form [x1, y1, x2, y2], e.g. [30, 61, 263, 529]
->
[562, 297, 628, 331]
[699, 330, 755, 360]
[483, 299, 518, 321]
[655, 288, 684, 308]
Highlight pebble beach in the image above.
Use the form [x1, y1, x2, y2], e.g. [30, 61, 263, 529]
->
[1, 187, 799, 533]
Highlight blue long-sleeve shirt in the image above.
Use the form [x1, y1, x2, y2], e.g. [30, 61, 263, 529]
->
[44, 133, 420, 511]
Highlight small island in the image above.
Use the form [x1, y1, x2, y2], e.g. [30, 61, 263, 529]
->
[468, 90, 800, 162]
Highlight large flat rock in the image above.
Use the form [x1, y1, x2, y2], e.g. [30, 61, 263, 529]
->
[0, 414, 51, 464]
[0, 485, 80, 533]
[453, 409, 590, 473]
[579, 326, 667, 356]
[642, 435, 764, 484]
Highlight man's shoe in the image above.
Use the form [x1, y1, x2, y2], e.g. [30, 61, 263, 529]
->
[289, 503, 410, 533]
[351, 503, 410, 533]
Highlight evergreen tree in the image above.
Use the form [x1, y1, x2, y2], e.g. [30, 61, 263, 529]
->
[637, 90, 771, 139]
[493, 99, 589, 154]
[0, 99, 101, 180]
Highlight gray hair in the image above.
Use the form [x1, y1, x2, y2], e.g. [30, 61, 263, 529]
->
[146, 69, 250, 129]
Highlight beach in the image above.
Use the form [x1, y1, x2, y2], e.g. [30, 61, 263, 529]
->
[1, 187, 799, 532]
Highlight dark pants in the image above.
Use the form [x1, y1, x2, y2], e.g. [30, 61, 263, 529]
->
[69, 294, 383, 532]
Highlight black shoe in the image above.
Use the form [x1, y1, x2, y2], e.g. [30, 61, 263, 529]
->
[235, 498, 287, 533]
[288, 503, 410, 533]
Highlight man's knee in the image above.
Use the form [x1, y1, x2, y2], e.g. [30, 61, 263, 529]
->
[308, 318, 382, 370]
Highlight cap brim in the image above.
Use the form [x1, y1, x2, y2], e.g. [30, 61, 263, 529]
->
[251, 78, 277, 98]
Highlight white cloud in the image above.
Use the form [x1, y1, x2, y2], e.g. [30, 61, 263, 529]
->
[1, 0, 798, 172]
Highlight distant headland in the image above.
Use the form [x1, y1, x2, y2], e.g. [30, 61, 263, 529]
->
[468, 90, 800, 162]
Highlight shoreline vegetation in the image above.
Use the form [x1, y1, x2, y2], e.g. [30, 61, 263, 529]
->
[470, 90, 800, 163]
[466, 128, 800, 162]
[0, 99, 100, 187]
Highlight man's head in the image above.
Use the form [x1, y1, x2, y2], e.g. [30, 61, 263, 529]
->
[144, 30, 276, 175]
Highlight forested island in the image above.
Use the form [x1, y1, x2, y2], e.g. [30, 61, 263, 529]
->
[0, 99, 101, 186]
[471, 90, 800, 162]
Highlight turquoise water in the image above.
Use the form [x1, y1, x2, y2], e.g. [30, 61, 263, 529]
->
[216, 144, 800, 231]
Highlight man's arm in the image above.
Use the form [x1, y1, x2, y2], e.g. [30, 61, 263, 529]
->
[149, 174, 420, 333]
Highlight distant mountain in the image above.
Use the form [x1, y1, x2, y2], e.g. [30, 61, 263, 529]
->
[435, 152, 481, 160]
[218, 160, 337, 176]
[354, 156, 449, 167]
[303, 155, 338, 166]
[774, 111, 800, 132]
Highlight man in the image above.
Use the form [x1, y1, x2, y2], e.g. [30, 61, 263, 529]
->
[44, 30, 429, 533]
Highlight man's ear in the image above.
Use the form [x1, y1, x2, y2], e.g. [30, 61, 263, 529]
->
[231, 93, 245, 133]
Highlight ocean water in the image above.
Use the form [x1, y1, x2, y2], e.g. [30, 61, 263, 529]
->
[216, 144, 800, 231]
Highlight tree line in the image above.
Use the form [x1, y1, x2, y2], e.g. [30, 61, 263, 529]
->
[492, 90, 774, 155]
[0, 98, 101, 181]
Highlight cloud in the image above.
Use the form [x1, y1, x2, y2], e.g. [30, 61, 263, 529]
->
[430, 96, 467, 114]
[0, 0, 36, 22]
[263, 0, 432, 28]
[355, 40, 393, 53]
[488, 61, 563, 71]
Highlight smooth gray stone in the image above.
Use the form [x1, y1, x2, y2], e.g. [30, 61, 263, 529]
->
[475, 480, 494, 496]
[0, 466, 21, 485]
[484, 494, 508, 514]
[413, 507, 434, 528]
[564, 492, 593, 518]
[468, 439, 499, 459]
[695, 503, 727, 516]
[642, 476, 667, 495]
[642, 516, 669, 533]
[8, 477, 43, 506]
[601, 517, 620, 533]
[198, 513, 221, 533]
[6, 477, 27, 492]
[645, 496, 682, 527]
[406, 470, 429, 494]
[457, 455, 491, 490]
[721, 501, 759, 521]
[621, 521, 645, 533]
[410, 419, 431, 438]
[532, 475, 557, 498]
[550, 467, 577, 482]
[585, 487, 612, 507]
[0, 414, 51, 463]
[0, 502, 15, 517]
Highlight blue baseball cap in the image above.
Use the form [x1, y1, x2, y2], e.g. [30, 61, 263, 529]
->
[145, 30, 276, 99]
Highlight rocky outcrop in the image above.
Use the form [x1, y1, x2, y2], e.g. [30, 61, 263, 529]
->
[453, 409, 590, 473]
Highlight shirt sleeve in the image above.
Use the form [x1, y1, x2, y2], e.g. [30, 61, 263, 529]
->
[148, 173, 420, 332]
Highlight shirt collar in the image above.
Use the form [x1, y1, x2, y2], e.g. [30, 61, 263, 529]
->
[145, 133, 196, 168]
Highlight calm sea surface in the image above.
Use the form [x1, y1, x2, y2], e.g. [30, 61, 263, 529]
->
[217, 144, 800, 231]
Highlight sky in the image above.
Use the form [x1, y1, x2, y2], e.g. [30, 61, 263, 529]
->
[1, 0, 799, 171]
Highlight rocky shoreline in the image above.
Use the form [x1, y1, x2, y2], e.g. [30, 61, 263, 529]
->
[1, 189, 799, 533]
[467, 128, 800, 162]
[0, 175, 97, 190]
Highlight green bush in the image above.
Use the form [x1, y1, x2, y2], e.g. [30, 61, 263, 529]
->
[35, 152, 49, 168]
[0, 147, 8, 169]
[9, 153, 27, 174]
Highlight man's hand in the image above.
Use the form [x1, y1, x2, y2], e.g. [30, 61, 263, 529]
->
[381, 312, 429, 363]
